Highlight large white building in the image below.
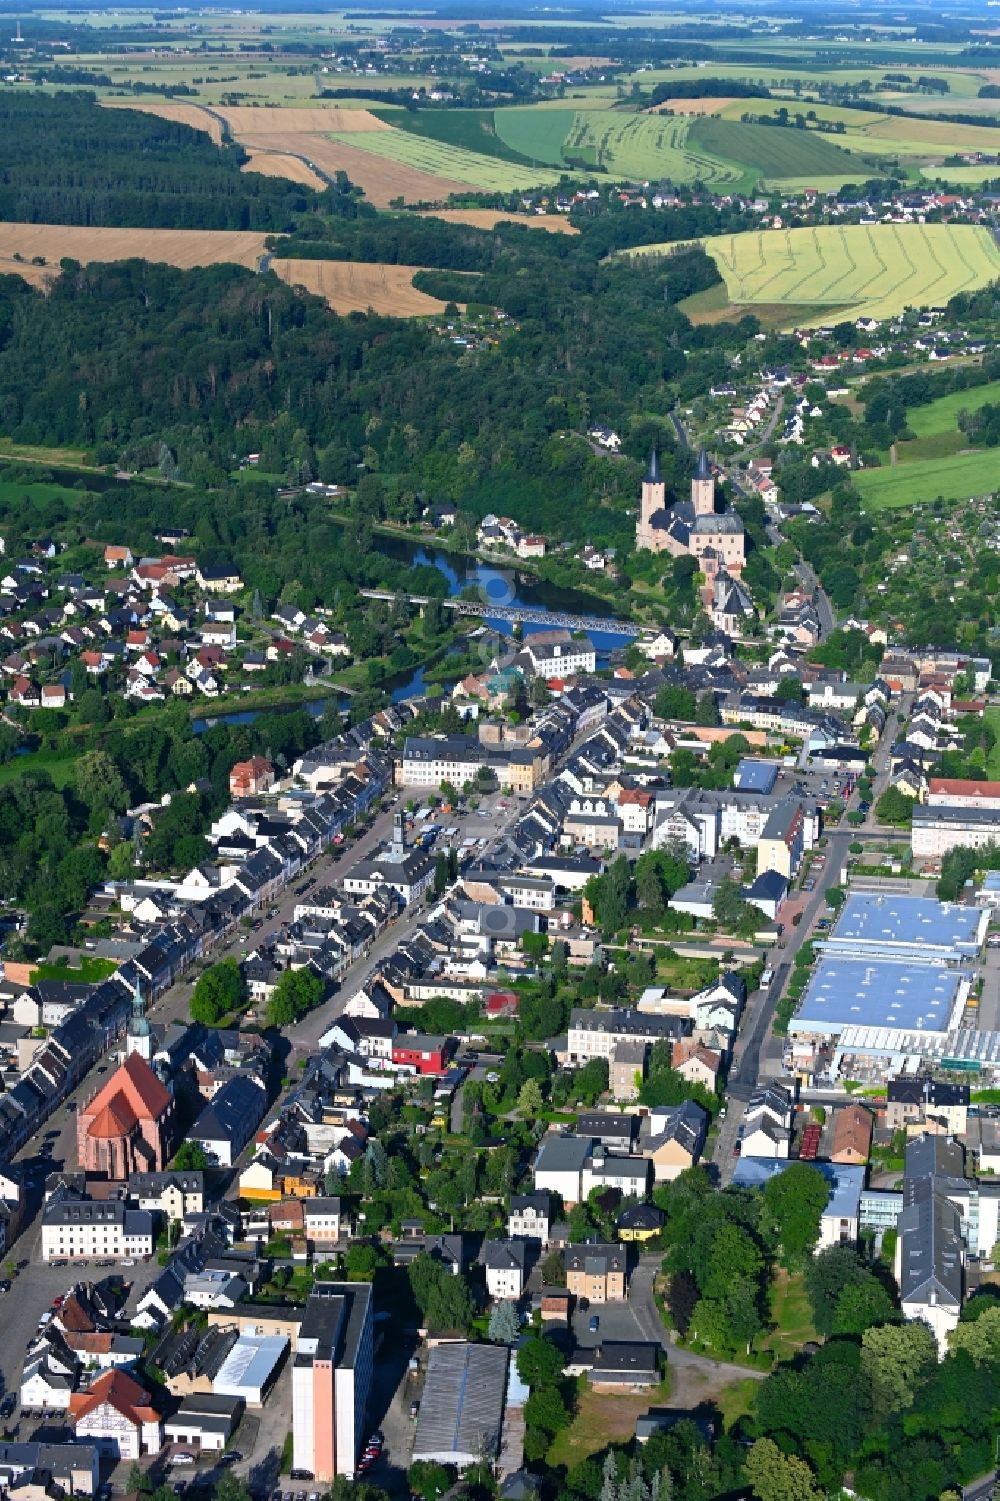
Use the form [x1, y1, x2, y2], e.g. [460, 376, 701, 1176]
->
[41, 1191, 154, 1264]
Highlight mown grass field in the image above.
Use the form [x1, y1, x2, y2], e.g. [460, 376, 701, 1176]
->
[855, 449, 1000, 509]
[658, 224, 1000, 324]
[327, 126, 559, 190]
[906, 380, 1000, 437]
[375, 107, 544, 166]
[562, 111, 746, 185]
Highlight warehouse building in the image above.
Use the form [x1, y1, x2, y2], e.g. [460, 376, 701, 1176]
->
[411, 1342, 510, 1470]
[213, 1333, 287, 1407]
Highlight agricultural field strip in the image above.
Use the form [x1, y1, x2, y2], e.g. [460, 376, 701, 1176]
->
[628, 224, 1000, 324]
[219, 105, 391, 133]
[269, 257, 454, 315]
[325, 126, 559, 189]
[233, 131, 471, 205]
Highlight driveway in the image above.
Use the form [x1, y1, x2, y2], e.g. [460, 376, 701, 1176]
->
[629, 1259, 765, 1407]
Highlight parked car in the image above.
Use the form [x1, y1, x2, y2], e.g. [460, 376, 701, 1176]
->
[588, 1315, 599, 1334]
[172, 1454, 195, 1467]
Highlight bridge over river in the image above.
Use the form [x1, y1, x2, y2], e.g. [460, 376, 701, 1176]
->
[358, 589, 642, 637]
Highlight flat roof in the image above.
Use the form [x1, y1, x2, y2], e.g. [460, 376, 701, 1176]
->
[212, 1333, 287, 1397]
[792, 957, 967, 1038]
[827, 892, 985, 956]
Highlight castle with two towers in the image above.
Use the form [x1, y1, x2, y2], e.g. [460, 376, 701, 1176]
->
[634, 446, 746, 581]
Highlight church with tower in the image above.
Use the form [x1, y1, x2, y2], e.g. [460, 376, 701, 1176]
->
[634, 447, 746, 580]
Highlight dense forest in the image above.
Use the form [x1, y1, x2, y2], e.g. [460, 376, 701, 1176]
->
[0, 225, 743, 546]
[0, 92, 321, 229]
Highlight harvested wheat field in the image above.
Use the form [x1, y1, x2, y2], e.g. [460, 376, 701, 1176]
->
[270, 258, 459, 315]
[0, 224, 267, 285]
[100, 98, 222, 144]
[650, 97, 737, 115]
[219, 106, 389, 134]
[239, 133, 466, 207]
[418, 208, 579, 233]
[241, 151, 326, 190]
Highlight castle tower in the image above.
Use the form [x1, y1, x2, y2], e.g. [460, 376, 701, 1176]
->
[691, 447, 715, 517]
[641, 449, 665, 527]
[636, 449, 666, 549]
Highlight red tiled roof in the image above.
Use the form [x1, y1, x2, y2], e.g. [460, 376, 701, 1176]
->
[929, 777, 1000, 798]
[70, 1368, 152, 1424]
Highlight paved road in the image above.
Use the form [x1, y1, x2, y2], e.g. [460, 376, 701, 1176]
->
[629, 1259, 766, 1399]
[963, 1470, 997, 1501]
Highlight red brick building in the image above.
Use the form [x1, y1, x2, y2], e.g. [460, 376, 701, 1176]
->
[77, 1054, 176, 1180]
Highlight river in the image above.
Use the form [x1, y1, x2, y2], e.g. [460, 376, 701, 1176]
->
[194, 534, 635, 732]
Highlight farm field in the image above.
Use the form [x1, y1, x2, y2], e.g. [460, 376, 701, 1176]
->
[268, 258, 457, 314]
[370, 107, 540, 166]
[240, 151, 326, 191]
[326, 126, 559, 190]
[235, 133, 469, 206]
[636, 224, 1000, 325]
[690, 115, 878, 181]
[650, 96, 738, 114]
[905, 381, 1000, 437]
[854, 449, 1000, 509]
[0, 224, 268, 284]
[493, 106, 579, 166]
[562, 112, 746, 186]
[217, 105, 390, 134]
[416, 208, 578, 233]
[716, 95, 1000, 164]
[99, 98, 222, 143]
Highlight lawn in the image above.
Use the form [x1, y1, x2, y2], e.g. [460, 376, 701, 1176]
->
[760, 1270, 819, 1362]
[982, 709, 1000, 778]
[546, 1378, 672, 1468]
[854, 449, 1000, 509]
[905, 379, 1000, 438]
[31, 955, 117, 984]
[649, 223, 1000, 326]
[0, 747, 77, 789]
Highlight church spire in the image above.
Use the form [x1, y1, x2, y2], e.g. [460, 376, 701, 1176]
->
[694, 447, 711, 482]
[644, 449, 661, 485]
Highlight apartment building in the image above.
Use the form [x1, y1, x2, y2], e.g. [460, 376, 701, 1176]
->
[757, 799, 805, 880]
[292, 1282, 373, 1483]
[912, 805, 1000, 861]
[563, 1242, 630, 1303]
[566, 1008, 686, 1065]
[41, 1190, 154, 1264]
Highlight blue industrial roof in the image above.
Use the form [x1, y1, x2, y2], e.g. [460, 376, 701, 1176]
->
[826, 892, 985, 957]
[793, 956, 967, 1036]
[734, 758, 780, 794]
[733, 1157, 865, 1222]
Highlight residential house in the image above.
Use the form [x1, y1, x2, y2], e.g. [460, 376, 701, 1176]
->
[508, 1193, 550, 1245]
[482, 1240, 527, 1301]
[563, 1242, 630, 1303]
[69, 1370, 162, 1460]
